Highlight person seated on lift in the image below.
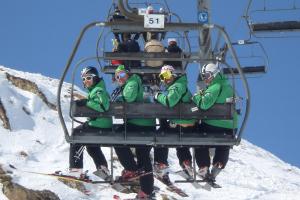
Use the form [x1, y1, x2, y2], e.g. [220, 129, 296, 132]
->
[192, 62, 238, 181]
[153, 65, 198, 178]
[69, 66, 112, 180]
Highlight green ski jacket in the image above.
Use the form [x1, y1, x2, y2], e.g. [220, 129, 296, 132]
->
[156, 75, 197, 125]
[120, 74, 156, 126]
[192, 74, 238, 129]
[86, 79, 112, 128]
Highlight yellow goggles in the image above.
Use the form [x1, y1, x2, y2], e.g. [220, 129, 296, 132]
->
[159, 70, 172, 81]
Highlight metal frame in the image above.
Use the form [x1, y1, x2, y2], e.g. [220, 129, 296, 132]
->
[244, 0, 300, 37]
[57, 19, 250, 147]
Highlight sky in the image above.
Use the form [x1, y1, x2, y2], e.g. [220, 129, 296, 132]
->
[0, 0, 299, 168]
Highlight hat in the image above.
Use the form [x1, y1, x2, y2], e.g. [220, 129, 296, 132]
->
[168, 38, 177, 44]
[115, 65, 129, 74]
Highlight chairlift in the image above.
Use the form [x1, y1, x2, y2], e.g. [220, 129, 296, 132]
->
[223, 40, 269, 75]
[244, 0, 300, 38]
[57, 0, 250, 151]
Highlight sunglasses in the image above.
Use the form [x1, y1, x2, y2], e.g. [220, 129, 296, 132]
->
[82, 76, 94, 82]
[115, 71, 127, 80]
[159, 70, 172, 81]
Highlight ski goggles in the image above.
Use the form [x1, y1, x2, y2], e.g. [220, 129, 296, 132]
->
[115, 71, 127, 80]
[82, 75, 95, 82]
[159, 70, 172, 81]
[201, 72, 213, 80]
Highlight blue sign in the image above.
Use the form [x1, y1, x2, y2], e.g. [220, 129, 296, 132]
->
[198, 11, 208, 23]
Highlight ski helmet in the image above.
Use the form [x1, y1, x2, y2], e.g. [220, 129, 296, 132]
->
[161, 65, 175, 73]
[81, 66, 99, 78]
[201, 63, 220, 79]
[159, 65, 175, 82]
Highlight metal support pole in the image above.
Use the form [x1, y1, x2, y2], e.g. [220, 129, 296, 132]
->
[197, 0, 212, 90]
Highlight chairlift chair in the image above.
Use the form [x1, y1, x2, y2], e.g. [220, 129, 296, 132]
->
[57, 0, 251, 150]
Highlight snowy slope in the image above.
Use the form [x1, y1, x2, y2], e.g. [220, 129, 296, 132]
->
[0, 66, 300, 200]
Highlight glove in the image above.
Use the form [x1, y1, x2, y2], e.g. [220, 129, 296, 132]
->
[198, 89, 205, 95]
[76, 99, 87, 106]
[154, 92, 161, 102]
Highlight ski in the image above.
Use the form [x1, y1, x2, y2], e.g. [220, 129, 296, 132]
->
[8, 164, 95, 195]
[197, 177, 222, 188]
[175, 170, 211, 191]
[154, 173, 189, 197]
[98, 171, 154, 194]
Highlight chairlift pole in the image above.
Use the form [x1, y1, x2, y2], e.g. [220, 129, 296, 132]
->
[197, 0, 212, 90]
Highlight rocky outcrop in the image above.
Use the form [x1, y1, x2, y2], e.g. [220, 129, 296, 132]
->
[0, 165, 60, 200]
[0, 98, 11, 130]
[5, 73, 57, 111]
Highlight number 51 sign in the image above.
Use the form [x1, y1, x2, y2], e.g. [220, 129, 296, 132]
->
[144, 14, 165, 29]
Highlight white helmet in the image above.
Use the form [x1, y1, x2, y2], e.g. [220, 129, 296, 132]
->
[202, 63, 220, 78]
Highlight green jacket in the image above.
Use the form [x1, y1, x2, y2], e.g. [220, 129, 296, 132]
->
[119, 74, 156, 126]
[86, 79, 112, 128]
[156, 75, 197, 125]
[192, 73, 238, 129]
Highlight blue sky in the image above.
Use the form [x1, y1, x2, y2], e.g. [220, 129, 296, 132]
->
[1, 0, 299, 168]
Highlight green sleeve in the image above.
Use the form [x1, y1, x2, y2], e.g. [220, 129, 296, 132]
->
[86, 88, 110, 112]
[157, 82, 186, 108]
[192, 83, 221, 110]
[123, 80, 138, 103]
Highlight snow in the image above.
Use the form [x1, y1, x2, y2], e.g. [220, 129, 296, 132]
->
[0, 65, 300, 200]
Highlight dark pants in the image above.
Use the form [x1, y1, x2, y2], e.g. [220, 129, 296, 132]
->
[195, 123, 232, 169]
[114, 123, 154, 195]
[69, 124, 109, 169]
[154, 124, 195, 166]
[154, 119, 169, 165]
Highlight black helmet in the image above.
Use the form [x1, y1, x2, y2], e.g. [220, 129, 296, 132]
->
[81, 66, 99, 78]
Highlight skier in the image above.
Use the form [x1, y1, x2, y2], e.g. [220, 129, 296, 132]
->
[153, 65, 197, 179]
[113, 65, 156, 199]
[69, 66, 112, 179]
[192, 62, 238, 180]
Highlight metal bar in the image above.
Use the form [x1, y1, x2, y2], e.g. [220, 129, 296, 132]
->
[57, 21, 101, 143]
[102, 65, 184, 74]
[71, 102, 234, 119]
[215, 25, 251, 145]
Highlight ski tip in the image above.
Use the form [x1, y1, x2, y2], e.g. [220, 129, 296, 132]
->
[9, 164, 16, 169]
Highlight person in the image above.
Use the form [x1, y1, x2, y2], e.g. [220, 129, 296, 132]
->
[121, 33, 141, 68]
[153, 65, 197, 178]
[164, 38, 183, 68]
[144, 32, 165, 68]
[113, 65, 156, 199]
[69, 66, 112, 180]
[192, 63, 238, 180]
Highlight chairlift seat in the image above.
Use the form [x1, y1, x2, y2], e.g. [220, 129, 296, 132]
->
[71, 125, 237, 147]
[222, 66, 266, 75]
[251, 21, 300, 32]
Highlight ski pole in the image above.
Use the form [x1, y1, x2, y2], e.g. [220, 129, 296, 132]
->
[74, 146, 85, 163]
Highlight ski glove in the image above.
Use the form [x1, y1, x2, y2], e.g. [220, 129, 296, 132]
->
[154, 92, 161, 102]
[76, 99, 87, 106]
